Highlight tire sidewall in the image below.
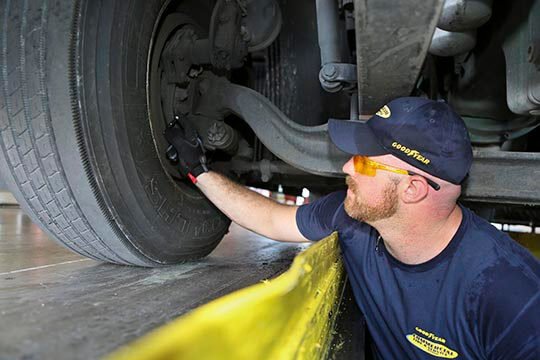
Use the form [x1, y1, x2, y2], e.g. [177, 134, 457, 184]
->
[77, 0, 229, 263]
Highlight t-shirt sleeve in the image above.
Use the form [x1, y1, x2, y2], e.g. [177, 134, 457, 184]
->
[485, 292, 540, 359]
[472, 254, 540, 359]
[295, 190, 346, 241]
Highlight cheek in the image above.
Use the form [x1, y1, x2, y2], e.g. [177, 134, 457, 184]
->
[355, 178, 387, 204]
[354, 175, 377, 193]
[347, 175, 363, 193]
[347, 173, 387, 201]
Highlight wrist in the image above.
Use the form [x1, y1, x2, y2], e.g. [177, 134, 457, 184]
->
[196, 171, 211, 181]
[187, 164, 209, 184]
[190, 170, 212, 186]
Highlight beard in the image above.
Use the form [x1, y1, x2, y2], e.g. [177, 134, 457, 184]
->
[344, 176, 399, 222]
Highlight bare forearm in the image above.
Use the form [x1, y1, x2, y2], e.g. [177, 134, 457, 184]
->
[196, 171, 273, 229]
[195, 171, 308, 242]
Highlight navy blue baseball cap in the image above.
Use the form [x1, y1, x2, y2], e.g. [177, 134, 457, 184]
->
[329, 97, 473, 184]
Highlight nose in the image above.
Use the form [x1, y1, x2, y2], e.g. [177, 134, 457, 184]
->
[342, 156, 355, 175]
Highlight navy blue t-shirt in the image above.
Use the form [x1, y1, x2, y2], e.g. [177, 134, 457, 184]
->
[296, 191, 540, 359]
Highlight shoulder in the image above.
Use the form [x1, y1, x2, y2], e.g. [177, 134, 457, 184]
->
[296, 190, 352, 241]
[460, 206, 540, 295]
[311, 190, 347, 209]
[297, 190, 346, 221]
[478, 285, 540, 358]
[458, 207, 540, 356]
[458, 206, 540, 275]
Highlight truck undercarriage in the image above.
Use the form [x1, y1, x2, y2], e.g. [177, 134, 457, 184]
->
[1, 0, 539, 264]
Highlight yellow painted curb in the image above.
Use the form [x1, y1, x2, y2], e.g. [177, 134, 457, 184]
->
[509, 232, 540, 259]
[107, 233, 345, 360]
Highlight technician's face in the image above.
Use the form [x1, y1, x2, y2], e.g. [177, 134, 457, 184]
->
[342, 156, 399, 223]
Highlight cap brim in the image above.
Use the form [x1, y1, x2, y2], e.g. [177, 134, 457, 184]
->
[328, 119, 388, 156]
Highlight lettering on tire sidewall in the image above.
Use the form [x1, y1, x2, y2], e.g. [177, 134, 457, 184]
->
[144, 178, 225, 237]
[145, 177, 189, 232]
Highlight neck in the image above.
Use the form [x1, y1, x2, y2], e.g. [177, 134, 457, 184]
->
[370, 205, 463, 265]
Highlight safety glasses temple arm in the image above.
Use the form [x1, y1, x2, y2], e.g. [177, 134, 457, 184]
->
[407, 171, 441, 191]
[374, 163, 408, 175]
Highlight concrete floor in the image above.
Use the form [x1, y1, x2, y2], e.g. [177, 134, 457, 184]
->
[0, 205, 308, 359]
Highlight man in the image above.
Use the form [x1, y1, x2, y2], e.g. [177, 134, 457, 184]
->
[165, 97, 540, 359]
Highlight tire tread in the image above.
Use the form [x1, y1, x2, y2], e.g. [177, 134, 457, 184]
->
[0, 0, 136, 264]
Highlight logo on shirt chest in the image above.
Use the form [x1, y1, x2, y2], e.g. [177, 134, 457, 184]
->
[406, 326, 459, 358]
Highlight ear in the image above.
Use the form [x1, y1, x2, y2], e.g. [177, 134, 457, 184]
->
[400, 176, 429, 203]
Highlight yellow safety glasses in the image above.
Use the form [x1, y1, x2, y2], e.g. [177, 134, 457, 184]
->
[353, 155, 441, 191]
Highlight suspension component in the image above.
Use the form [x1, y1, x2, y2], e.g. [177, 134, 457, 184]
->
[315, 0, 357, 93]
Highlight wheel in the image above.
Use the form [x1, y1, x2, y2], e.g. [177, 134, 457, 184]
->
[0, 0, 230, 266]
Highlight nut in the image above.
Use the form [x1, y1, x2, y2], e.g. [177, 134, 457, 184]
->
[322, 64, 337, 79]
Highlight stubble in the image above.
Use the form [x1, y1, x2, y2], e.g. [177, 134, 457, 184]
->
[344, 176, 399, 222]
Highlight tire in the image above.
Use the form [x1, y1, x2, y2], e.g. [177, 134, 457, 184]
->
[0, 0, 230, 266]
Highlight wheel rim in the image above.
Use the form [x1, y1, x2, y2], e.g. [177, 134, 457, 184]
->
[147, 5, 208, 193]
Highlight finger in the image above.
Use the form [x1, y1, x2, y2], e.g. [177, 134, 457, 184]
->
[196, 138, 206, 153]
[183, 122, 198, 141]
[164, 126, 182, 144]
[175, 120, 188, 138]
[178, 158, 190, 173]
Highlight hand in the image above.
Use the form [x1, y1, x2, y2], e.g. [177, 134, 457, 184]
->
[164, 118, 209, 182]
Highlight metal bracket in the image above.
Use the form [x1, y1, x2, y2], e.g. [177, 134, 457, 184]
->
[353, 0, 445, 114]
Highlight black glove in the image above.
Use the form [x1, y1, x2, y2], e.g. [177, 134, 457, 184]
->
[164, 119, 209, 183]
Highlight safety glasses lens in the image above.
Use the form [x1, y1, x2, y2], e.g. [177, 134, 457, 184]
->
[353, 156, 376, 176]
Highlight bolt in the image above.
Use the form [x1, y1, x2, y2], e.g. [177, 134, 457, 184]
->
[207, 122, 227, 144]
[322, 64, 337, 79]
[188, 67, 203, 78]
